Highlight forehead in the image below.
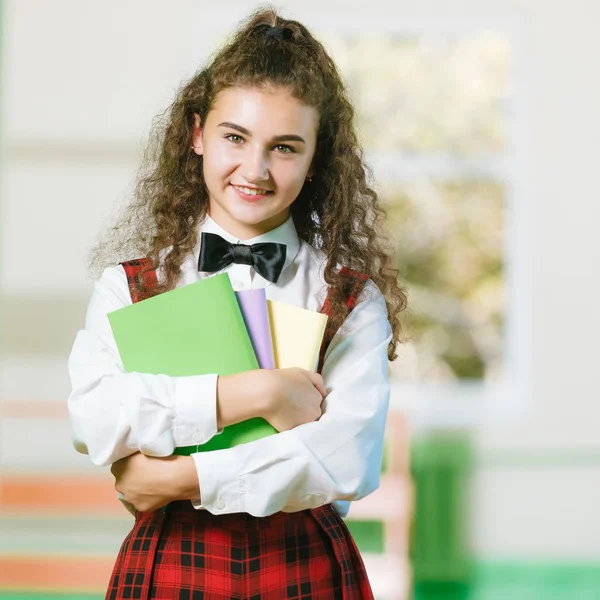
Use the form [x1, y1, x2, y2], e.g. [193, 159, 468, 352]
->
[207, 86, 319, 137]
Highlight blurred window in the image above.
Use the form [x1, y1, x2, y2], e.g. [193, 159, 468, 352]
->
[321, 31, 522, 419]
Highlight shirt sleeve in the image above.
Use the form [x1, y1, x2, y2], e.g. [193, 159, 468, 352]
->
[191, 280, 392, 517]
[67, 265, 221, 467]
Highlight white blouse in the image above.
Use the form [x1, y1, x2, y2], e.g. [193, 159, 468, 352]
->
[67, 215, 392, 518]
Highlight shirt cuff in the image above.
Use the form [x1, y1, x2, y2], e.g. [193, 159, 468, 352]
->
[190, 448, 244, 514]
[173, 374, 221, 447]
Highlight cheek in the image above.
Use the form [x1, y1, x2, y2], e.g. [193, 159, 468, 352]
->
[275, 162, 309, 191]
[203, 143, 237, 179]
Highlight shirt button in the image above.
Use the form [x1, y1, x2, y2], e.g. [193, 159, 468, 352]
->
[215, 498, 226, 510]
[232, 280, 244, 290]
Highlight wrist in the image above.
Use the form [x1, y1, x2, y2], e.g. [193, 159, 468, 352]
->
[248, 369, 276, 419]
[217, 370, 273, 425]
[170, 455, 200, 502]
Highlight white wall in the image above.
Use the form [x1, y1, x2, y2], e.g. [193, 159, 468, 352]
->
[2, 0, 599, 562]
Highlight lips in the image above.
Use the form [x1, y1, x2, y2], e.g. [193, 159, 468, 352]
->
[230, 183, 274, 202]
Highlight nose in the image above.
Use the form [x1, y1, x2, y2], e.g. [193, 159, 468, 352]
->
[243, 145, 270, 184]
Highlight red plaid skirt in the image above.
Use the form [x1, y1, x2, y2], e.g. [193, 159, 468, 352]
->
[106, 501, 374, 599]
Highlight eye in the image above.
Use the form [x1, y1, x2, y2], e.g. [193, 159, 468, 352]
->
[274, 144, 295, 154]
[224, 133, 244, 144]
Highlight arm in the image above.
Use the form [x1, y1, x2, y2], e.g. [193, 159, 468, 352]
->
[188, 281, 391, 517]
[67, 266, 263, 466]
[112, 365, 329, 512]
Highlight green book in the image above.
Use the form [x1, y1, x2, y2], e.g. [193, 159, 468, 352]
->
[107, 273, 277, 455]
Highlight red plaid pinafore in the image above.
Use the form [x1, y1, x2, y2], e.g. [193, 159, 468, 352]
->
[106, 259, 374, 600]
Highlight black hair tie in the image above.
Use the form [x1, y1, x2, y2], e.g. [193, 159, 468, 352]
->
[265, 25, 293, 41]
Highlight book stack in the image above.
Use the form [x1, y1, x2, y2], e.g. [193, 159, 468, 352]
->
[107, 273, 328, 454]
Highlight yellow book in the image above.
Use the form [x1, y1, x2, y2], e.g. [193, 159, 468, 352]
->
[267, 300, 328, 371]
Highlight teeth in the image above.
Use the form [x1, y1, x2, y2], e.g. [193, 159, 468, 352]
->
[233, 185, 270, 196]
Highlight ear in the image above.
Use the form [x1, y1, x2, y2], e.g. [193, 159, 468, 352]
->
[191, 113, 204, 155]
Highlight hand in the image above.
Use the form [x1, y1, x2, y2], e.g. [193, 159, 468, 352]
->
[111, 453, 198, 513]
[260, 367, 327, 432]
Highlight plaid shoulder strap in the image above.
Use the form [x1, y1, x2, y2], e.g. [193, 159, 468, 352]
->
[120, 259, 369, 372]
[120, 257, 158, 303]
[317, 266, 370, 374]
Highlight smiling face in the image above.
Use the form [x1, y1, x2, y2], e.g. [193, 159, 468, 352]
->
[191, 86, 319, 240]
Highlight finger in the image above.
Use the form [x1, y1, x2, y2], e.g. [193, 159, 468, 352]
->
[314, 380, 327, 398]
[286, 368, 326, 397]
[303, 371, 327, 397]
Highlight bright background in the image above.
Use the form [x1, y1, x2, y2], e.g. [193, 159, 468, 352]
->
[1, 1, 599, 599]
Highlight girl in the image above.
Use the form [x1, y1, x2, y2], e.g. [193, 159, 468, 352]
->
[68, 6, 407, 599]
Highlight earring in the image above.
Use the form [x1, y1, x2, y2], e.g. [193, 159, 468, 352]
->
[306, 176, 313, 182]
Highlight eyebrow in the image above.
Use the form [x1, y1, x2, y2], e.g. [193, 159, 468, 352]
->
[217, 122, 306, 144]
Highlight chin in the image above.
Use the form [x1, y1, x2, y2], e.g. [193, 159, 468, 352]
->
[229, 206, 276, 225]
[209, 189, 292, 234]
[228, 201, 289, 224]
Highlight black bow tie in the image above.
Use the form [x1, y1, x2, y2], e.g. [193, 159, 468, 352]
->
[197, 232, 287, 284]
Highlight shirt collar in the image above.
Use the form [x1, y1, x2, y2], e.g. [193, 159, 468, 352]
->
[195, 213, 300, 276]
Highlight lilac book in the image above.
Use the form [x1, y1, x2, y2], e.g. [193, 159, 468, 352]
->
[235, 288, 275, 369]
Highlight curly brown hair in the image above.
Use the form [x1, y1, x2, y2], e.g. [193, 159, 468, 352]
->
[90, 5, 408, 360]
